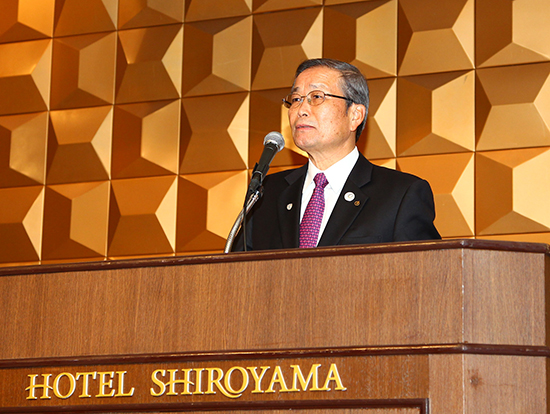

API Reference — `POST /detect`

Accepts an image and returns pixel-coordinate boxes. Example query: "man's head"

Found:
[284,59,369,169]
[292,59,369,139]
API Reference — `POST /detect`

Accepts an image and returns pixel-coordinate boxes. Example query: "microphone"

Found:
[247,131,285,198]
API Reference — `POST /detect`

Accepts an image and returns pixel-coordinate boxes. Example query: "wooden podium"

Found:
[0,240,548,413]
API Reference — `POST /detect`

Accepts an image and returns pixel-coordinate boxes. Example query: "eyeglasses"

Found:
[282,90,352,109]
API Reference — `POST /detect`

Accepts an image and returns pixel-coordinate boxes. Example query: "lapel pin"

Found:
[344,192,355,202]
[354,200,360,207]
[287,203,293,210]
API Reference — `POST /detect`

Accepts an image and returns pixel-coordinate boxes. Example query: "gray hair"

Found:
[294,58,369,140]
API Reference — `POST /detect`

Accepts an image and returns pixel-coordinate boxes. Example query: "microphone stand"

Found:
[224,131,284,253]
[224,187,263,253]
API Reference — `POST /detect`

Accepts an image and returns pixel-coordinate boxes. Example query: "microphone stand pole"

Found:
[224,188,263,253]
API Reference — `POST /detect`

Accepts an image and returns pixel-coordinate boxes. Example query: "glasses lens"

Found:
[289,93,303,107]
[283,91,329,108]
[308,91,325,106]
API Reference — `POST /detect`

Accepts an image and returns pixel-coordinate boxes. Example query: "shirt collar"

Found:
[304,147,359,193]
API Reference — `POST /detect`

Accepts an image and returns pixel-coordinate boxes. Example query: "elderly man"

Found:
[235,58,440,251]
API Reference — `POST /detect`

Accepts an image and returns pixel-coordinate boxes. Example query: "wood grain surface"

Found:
[0,240,548,413]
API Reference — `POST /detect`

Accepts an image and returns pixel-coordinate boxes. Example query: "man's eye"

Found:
[311,93,324,100]
[291,96,302,103]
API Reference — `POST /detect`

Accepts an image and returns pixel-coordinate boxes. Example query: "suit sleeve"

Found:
[393,179,441,241]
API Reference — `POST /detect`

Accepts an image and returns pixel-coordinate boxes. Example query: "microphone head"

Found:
[263,131,285,152]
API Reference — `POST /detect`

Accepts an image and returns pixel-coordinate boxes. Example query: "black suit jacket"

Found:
[234,153,440,251]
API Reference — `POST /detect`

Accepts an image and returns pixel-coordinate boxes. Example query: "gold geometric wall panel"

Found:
[47,106,112,184]
[249,88,308,168]
[397,70,475,156]
[181,92,249,174]
[325,0,371,4]
[359,77,396,160]
[50,32,116,109]
[115,24,183,104]
[0,112,47,188]
[185,0,252,22]
[251,7,323,90]
[0,39,51,115]
[0,0,54,43]
[398,0,474,76]
[113,99,180,178]
[109,176,177,258]
[398,153,474,238]
[1,0,550,266]
[0,186,44,265]
[324,0,397,79]
[479,232,550,245]
[183,16,252,97]
[476,148,550,236]
[118,0,184,30]
[476,0,550,68]
[42,181,109,261]
[53,0,117,36]
[177,171,247,253]
[252,0,322,13]
[476,62,550,151]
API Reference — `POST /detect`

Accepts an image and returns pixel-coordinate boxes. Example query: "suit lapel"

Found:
[277,165,307,248]
[318,155,373,247]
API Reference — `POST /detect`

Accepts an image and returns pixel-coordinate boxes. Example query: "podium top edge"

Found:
[0,239,548,277]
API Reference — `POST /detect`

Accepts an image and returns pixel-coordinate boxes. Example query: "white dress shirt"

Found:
[300,147,360,245]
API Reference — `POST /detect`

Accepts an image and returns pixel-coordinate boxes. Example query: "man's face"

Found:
[288,66,361,165]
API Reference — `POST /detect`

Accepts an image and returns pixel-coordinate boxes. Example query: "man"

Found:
[235,58,440,251]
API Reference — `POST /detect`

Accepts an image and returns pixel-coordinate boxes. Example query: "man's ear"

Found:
[350,104,366,131]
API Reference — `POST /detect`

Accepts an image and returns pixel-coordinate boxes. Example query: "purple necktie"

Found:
[299,173,329,248]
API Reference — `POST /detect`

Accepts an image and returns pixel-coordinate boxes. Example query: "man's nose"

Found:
[297,97,311,116]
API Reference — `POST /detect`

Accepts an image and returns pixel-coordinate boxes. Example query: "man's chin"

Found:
[293,129,317,142]
[292,136,314,153]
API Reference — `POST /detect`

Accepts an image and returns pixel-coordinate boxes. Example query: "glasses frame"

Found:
[282,90,352,109]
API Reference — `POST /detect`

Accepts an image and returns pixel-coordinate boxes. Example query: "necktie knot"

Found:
[314,172,328,188]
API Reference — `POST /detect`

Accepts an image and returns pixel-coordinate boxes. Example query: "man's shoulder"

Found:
[263,164,307,187]
[354,154,425,187]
